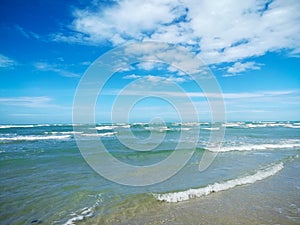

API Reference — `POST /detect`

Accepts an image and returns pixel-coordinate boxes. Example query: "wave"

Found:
[0,131,117,141]
[208,141,300,152]
[144,126,172,132]
[0,135,71,141]
[44,131,83,135]
[63,194,103,225]
[201,127,220,131]
[117,124,131,128]
[179,127,191,131]
[222,122,245,128]
[95,125,118,130]
[144,126,192,132]
[173,122,202,126]
[220,122,300,129]
[243,122,300,129]
[95,125,130,130]
[0,124,93,129]
[0,124,57,129]
[0,125,36,129]
[63,207,94,225]
[154,162,284,202]
[283,124,300,129]
[80,132,117,137]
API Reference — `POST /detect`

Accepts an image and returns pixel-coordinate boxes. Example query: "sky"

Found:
[0,0,299,124]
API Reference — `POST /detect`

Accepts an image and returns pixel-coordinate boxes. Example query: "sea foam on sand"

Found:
[154,162,284,202]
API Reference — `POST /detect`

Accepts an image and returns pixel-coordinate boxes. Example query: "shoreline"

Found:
[87,156,300,225]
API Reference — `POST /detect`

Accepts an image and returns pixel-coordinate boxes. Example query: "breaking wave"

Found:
[208,141,300,152]
[154,162,284,202]
[0,135,71,141]
[80,132,117,137]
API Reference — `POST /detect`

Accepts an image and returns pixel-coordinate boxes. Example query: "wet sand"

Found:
[86,156,300,225]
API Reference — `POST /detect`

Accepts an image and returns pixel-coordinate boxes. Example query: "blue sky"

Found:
[0,0,299,124]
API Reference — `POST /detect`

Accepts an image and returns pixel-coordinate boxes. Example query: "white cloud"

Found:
[108,88,297,99]
[72,0,182,44]
[0,96,53,108]
[121,42,209,75]
[137,61,159,70]
[225,61,263,76]
[165,76,187,83]
[81,61,92,66]
[0,54,16,68]
[53,0,300,65]
[34,62,80,78]
[51,32,91,45]
[15,25,40,39]
[187,0,300,64]
[123,74,188,83]
[123,74,141,79]
[145,75,162,83]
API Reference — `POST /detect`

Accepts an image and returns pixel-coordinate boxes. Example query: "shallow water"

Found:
[0,121,299,224]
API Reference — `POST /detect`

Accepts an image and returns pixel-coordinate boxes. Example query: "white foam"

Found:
[63,207,94,225]
[44,131,83,135]
[208,142,300,152]
[179,127,191,131]
[80,132,117,137]
[0,135,71,141]
[132,122,148,126]
[283,124,300,129]
[0,125,35,129]
[145,126,191,132]
[243,122,298,129]
[201,127,220,131]
[154,162,284,202]
[245,123,268,128]
[34,124,51,127]
[222,123,244,128]
[64,215,85,225]
[118,124,131,129]
[180,122,201,126]
[145,126,171,132]
[95,125,118,130]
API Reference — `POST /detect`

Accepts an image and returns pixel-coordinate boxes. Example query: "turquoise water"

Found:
[0,122,299,224]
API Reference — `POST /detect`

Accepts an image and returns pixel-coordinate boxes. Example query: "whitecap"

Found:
[154,162,284,202]
[95,125,118,130]
[80,132,117,137]
[208,141,300,152]
[0,125,35,129]
[0,135,71,141]
[44,131,83,135]
[63,207,94,225]
[201,127,220,131]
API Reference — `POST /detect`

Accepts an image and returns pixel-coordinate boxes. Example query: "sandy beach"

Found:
[89,155,300,225]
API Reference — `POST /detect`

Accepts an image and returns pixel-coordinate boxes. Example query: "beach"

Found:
[1,1,299,224]
[91,156,299,225]
[0,122,299,224]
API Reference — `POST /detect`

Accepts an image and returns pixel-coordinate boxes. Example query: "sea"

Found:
[0,121,299,224]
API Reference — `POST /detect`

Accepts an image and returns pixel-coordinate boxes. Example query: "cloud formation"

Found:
[34,62,80,78]
[0,54,16,68]
[0,96,53,108]
[15,25,40,39]
[123,74,187,83]
[53,0,300,65]
[225,61,263,76]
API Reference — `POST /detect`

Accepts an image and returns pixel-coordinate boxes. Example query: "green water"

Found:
[0,122,299,224]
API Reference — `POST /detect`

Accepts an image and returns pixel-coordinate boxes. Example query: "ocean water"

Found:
[0,121,299,224]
